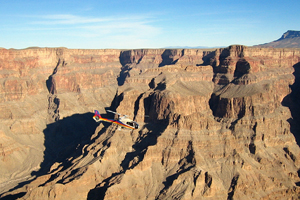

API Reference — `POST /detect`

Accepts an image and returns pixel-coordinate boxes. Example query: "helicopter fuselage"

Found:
[93,110,139,130]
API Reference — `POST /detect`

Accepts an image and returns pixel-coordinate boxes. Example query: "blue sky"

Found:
[0,0,299,49]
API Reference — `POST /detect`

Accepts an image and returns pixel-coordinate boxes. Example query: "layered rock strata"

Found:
[0,46,300,199]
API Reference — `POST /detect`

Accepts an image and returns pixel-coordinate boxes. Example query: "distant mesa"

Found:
[255,30,300,48]
[279,30,300,39]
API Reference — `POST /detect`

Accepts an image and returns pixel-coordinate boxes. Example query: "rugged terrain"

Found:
[0,45,300,199]
[255,30,300,48]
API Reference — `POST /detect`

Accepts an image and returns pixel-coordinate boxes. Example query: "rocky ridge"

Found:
[0,46,300,199]
[256,30,300,48]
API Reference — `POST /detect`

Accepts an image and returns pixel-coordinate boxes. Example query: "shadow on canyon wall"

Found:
[1,112,104,199]
[35,112,99,176]
[87,121,168,200]
[0,192,27,200]
[158,49,182,67]
[117,51,134,86]
[282,62,300,145]
[117,49,187,86]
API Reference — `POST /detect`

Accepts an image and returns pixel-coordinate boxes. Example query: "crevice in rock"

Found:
[283,147,297,162]
[249,122,257,154]
[46,59,60,94]
[136,55,144,64]
[227,174,240,200]
[249,142,256,155]
[46,59,64,123]
[133,93,144,121]
[202,172,212,195]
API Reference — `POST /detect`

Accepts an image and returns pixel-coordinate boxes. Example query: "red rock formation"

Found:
[0,46,300,199]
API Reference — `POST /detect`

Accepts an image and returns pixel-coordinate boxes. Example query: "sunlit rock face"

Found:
[1,46,300,200]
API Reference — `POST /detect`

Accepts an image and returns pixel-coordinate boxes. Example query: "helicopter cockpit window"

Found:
[127,122,134,127]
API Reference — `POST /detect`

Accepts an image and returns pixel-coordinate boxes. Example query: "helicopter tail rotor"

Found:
[93,110,103,122]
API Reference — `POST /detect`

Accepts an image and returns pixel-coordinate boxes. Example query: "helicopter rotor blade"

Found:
[106,110,126,117]
[106,110,119,115]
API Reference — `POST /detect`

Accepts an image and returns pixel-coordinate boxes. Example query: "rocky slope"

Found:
[0,46,300,199]
[255,30,300,48]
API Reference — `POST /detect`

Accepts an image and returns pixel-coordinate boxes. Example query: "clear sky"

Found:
[1,0,299,49]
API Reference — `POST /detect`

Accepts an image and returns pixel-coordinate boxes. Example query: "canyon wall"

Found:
[0,46,300,199]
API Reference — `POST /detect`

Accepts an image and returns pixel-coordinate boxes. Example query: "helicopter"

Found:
[93,110,139,130]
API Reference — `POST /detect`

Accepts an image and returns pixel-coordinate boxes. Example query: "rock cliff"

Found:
[0,46,300,199]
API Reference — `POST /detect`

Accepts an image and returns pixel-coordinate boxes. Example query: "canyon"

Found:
[0,45,300,199]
